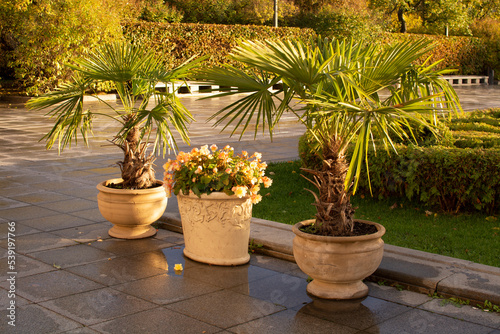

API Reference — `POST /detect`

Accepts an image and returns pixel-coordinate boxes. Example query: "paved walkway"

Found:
[0,87,499,333]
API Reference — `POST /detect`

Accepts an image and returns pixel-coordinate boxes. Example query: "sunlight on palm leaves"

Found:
[199,37,463,236]
[27,42,205,189]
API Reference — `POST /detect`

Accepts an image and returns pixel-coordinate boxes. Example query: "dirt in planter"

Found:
[106,182,163,190]
[300,221,378,237]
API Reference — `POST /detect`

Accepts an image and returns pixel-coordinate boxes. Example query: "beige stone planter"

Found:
[97,178,168,239]
[177,192,252,266]
[292,219,386,300]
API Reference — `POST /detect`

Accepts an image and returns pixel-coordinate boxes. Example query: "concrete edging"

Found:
[158,212,500,306]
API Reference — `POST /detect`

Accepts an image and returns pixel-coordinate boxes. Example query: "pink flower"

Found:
[194,166,203,174]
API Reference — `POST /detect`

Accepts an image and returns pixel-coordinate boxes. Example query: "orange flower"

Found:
[251,194,262,204]
[232,186,247,198]
[262,176,273,188]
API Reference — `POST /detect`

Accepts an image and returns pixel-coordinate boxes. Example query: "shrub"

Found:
[138,1,184,23]
[449,109,500,149]
[123,22,316,69]
[299,109,500,213]
[376,33,489,75]
[165,0,299,26]
[0,0,123,95]
[288,6,383,40]
[355,145,500,214]
[471,18,500,79]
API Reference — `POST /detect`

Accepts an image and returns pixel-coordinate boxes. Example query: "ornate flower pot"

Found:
[177,192,252,266]
[292,219,386,300]
[97,178,168,239]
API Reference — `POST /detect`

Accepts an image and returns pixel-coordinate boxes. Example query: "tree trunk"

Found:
[302,137,355,236]
[398,7,407,33]
[119,125,156,189]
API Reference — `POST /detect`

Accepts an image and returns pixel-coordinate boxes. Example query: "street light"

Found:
[274,0,278,27]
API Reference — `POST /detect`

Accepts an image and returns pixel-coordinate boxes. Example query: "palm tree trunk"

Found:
[119,125,156,189]
[302,137,355,236]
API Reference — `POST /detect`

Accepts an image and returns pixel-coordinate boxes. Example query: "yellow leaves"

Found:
[424,210,438,218]
[486,216,498,222]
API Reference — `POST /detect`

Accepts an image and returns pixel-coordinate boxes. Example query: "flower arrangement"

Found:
[163,144,272,204]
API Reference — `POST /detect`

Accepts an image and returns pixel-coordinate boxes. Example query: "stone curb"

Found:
[158,212,500,306]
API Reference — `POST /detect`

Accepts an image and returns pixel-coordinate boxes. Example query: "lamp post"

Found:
[274,0,278,27]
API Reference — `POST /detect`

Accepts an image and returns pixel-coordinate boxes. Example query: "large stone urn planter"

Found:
[177,192,252,266]
[292,219,386,300]
[97,178,168,239]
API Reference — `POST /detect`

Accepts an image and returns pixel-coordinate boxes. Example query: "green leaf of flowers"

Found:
[201,175,211,184]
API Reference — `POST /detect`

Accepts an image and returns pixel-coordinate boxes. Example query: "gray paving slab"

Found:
[0,220,41,238]
[90,307,223,334]
[1,231,78,254]
[365,308,495,334]
[39,288,158,326]
[30,244,116,269]
[418,298,500,329]
[87,237,175,257]
[438,270,500,306]
[227,308,358,334]
[66,256,168,286]
[165,289,286,329]
[3,270,104,303]
[0,254,55,280]
[0,303,84,333]
[17,214,98,232]
[51,222,113,242]
[113,274,223,305]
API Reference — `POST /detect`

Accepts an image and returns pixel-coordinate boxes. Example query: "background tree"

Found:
[369,0,471,35]
[0,0,125,95]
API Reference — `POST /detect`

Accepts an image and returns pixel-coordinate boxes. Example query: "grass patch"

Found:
[254,161,500,268]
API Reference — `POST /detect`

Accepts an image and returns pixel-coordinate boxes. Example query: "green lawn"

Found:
[253,161,500,268]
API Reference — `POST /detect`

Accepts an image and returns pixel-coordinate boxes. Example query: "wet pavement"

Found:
[0,87,499,333]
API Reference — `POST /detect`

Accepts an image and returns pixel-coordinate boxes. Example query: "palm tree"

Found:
[27,42,205,189]
[199,37,462,236]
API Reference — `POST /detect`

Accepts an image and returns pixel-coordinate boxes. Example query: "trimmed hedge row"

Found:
[377,33,490,75]
[299,136,500,214]
[122,22,317,69]
[354,145,500,214]
[122,22,490,76]
[298,110,500,214]
[2,18,493,95]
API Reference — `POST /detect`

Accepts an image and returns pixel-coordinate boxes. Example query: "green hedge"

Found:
[1,17,493,95]
[122,22,317,69]
[377,33,490,75]
[298,110,500,214]
[122,23,490,76]
[356,145,500,214]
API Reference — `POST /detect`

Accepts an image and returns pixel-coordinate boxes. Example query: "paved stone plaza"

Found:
[0,87,499,333]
